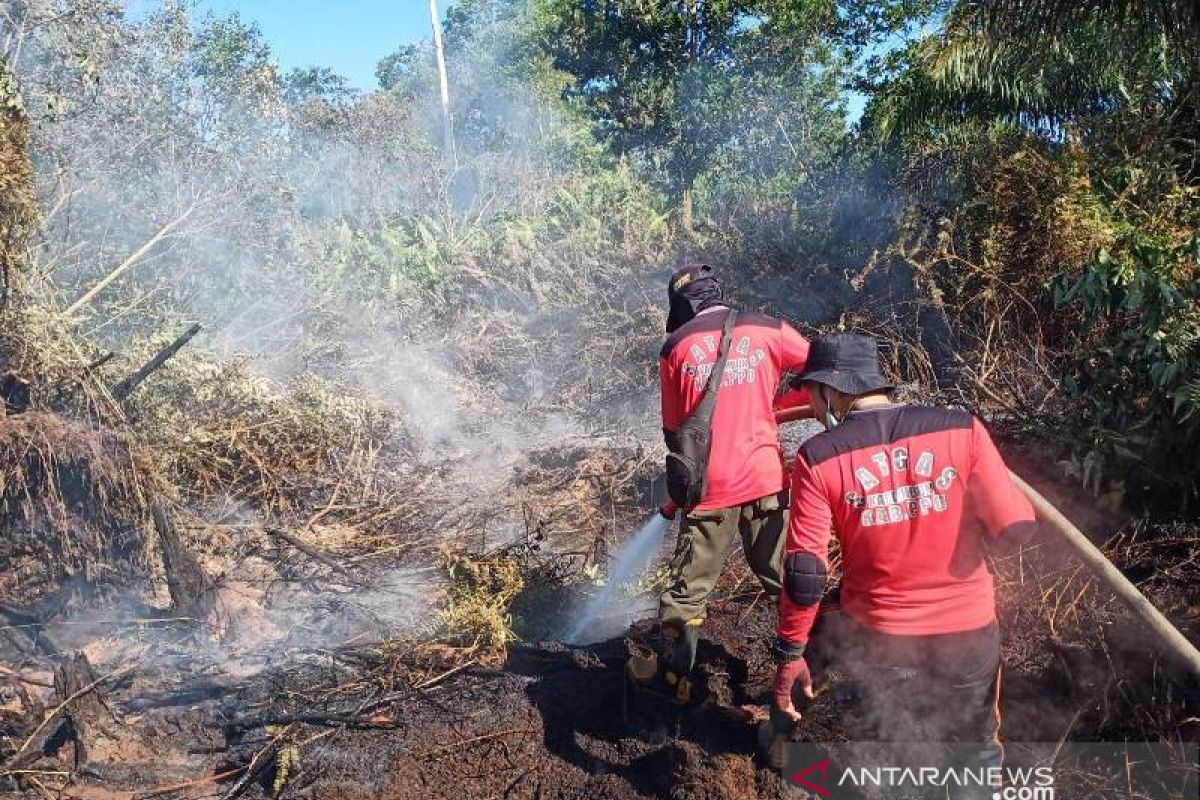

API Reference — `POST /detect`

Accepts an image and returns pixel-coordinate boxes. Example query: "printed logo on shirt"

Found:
[681,334,766,389]
[845,446,960,527]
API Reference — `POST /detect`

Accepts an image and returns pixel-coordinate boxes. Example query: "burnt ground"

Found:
[1,459,1198,800]
[4,528,1198,800]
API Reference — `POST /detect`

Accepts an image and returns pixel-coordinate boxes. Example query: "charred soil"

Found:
[2,508,1197,800]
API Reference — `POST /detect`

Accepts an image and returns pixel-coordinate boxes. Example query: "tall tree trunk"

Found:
[428,0,455,165]
[679,1,698,232]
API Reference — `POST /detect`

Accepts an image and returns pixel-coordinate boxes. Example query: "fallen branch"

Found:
[111,323,202,401]
[65,204,197,315]
[418,726,534,756]
[266,527,362,583]
[134,730,336,799]
[414,659,477,690]
[217,740,282,800]
[132,765,246,800]
[83,352,115,373]
[222,711,400,735]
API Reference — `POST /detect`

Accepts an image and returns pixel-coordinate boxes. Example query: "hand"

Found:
[772,657,814,722]
[658,500,679,520]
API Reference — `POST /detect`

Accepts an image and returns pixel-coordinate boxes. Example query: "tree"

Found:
[863,0,1200,502]
[537,0,934,228]
[284,66,355,133]
[871,0,1199,140]
[376,45,422,93]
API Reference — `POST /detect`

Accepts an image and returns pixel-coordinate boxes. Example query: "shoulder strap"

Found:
[692,309,738,422]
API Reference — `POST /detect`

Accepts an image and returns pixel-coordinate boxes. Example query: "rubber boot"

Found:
[663,618,702,703]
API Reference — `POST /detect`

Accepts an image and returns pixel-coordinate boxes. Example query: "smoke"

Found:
[12,0,664,435]
[1,0,894,675]
[0,0,669,676]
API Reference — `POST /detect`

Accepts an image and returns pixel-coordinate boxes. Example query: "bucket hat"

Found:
[796,333,893,395]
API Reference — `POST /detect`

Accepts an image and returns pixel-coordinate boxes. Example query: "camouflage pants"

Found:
[658,491,788,627]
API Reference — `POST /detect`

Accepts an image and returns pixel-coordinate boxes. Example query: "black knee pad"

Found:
[783,551,826,606]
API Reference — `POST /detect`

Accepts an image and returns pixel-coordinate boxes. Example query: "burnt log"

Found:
[152,502,213,621]
[0,371,29,415]
[51,652,104,767]
[110,323,201,401]
[1,652,103,778]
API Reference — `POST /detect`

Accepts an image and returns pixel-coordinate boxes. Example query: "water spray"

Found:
[564,509,672,645]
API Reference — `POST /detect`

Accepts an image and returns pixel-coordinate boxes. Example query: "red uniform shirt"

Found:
[777,405,1035,643]
[660,307,810,511]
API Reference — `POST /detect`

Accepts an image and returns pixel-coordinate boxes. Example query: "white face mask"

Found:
[820,386,840,431]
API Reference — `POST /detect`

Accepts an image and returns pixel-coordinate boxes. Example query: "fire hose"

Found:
[1010,472,1200,680]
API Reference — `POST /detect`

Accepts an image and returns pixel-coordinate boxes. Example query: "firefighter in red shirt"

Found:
[655,264,811,697]
[770,333,1037,771]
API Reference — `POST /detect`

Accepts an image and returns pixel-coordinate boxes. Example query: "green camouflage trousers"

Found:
[659,491,788,627]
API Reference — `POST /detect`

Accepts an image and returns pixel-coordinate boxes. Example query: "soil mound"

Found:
[0,412,152,607]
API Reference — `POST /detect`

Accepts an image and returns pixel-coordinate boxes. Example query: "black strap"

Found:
[692,309,738,423]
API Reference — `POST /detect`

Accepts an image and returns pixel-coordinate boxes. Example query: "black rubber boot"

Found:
[662,619,702,703]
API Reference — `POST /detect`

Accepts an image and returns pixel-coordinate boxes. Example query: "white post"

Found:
[428,0,455,164]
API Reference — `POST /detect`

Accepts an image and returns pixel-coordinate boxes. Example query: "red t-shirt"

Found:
[660,307,810,511]
[777,405,1035,643]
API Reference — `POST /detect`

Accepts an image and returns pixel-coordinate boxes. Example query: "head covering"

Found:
[666,263,723,333]
[796,333,893,396]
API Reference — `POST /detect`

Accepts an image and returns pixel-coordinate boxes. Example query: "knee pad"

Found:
[783,551,826,607]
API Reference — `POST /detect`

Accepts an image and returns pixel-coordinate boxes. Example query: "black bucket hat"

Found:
[665,263,723,333]
[796,333,893,395]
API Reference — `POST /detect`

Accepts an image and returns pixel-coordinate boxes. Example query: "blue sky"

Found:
[178,0,444,90]
[129,1,874,118]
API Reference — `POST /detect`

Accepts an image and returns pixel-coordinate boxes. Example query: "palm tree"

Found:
[875,0,1199,139]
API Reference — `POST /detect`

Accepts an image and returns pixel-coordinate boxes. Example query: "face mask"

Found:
[820,387,840,431]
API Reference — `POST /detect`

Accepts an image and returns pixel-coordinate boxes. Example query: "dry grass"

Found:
[436,548,527,668]
[993,522,1200,741]
[123,353,407,524]
[0,411,153,603]
[0,84,36,302]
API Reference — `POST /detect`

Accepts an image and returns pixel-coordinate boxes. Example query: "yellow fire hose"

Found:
[1010,471,1200,680]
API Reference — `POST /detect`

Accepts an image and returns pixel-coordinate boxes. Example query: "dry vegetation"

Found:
[0,0,1196,797]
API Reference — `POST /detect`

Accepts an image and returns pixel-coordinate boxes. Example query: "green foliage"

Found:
[324,217,453,307]
[191,11,276,97]
[437,548,525,666]
[871,0,1198,141]
[1053,234,1200,495]
[536,0,884,220]
[864,0,1200,504]
[375,44,422,92]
